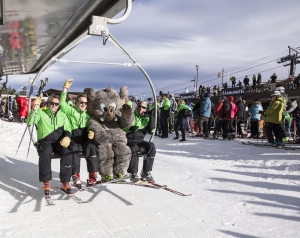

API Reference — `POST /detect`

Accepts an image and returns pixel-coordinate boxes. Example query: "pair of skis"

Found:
[44,187,87,205]
[242,141,300,150]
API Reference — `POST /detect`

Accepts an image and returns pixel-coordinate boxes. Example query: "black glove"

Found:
[129,126,139,132]
[259,111,264,115]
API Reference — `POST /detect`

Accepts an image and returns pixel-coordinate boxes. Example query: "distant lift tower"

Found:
[277,46,300,77]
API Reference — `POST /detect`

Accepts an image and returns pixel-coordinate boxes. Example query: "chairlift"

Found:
[26,0,157,158]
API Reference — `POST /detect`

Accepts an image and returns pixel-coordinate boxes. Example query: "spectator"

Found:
[249,99,263,139]
[264,90,284,146]
[237,80,243,88]
[160,93,171,138]
[217,85,222,96]
[168,94,177,134]
[270,73,277,91]
[288,75,294,90]
[243,76,250,89]
[230,76,236,88]
[235,96,245,138]
[257,73,262,91]
[198,93,211,138]
[252,74,257,92]
[294,73,300,89]
[225,96,238,138]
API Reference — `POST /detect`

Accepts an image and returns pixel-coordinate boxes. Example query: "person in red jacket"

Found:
[224,96,238,139]
[213,96,225,139]
[16,95,28,122]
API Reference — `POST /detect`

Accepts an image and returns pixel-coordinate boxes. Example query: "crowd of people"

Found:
[202,73,300,97]
[153,87,300,146]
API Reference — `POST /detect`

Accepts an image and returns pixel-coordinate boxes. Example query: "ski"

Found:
[55,187,87,203]
[242,141,283,149]
[150,182,192,196]
[44,195,55,205]
[112,180,165,189]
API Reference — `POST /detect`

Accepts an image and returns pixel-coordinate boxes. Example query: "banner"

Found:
[221,87,245,96]
[179,92,196,100]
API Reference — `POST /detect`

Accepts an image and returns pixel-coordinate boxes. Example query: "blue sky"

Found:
[8,0,300,98]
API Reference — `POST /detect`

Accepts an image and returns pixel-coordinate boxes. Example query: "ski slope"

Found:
[0,119,299,238]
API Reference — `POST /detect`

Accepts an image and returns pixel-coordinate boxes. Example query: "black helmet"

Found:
[219,96,226,101]
[236,96,242,101]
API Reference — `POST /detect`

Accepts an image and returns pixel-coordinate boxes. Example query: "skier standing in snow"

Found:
[26,94,74,193]
[264,90,284,146]
[60,79,100,188]
[224,96,238,139]
[249,99,263,139]
[125,100,156,182]
[198,93,212,138]
[173,99,192,142]
[235,96,246,138]
[160,93,171,138]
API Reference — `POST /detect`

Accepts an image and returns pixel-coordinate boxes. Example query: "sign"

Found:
[179,92,196,100]
[221,87,245,96]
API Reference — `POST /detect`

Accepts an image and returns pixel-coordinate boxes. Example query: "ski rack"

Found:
[27,0,157,146]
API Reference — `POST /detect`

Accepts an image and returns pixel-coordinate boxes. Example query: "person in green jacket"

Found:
[173,99,192,141]
[124,101,156,182]
[60,79,100,188]
[160,93,171,138]
[264,90,284,146]
[27,94,73,194]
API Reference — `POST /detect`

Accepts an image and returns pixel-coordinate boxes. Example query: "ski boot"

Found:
[72,173,82,189]
[227,133,232,140]
[61,182,72,193]
[141,171,155,183]
[42,181,50,196]
[87,172,102,186]
[101,174,114,183]
[130,173,140,182]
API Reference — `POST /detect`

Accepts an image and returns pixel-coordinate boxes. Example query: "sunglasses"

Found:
[50,102,59,106]
[138,105,147,109]
[80,101,88,105]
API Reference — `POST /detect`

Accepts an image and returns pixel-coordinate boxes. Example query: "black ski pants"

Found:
[127,141,156,175]
[70,141,99,174]
[251,120,259,136]
[266,122,282,143]
[160,114,169,137]
[37,139,73,183]
[214,119,224,137]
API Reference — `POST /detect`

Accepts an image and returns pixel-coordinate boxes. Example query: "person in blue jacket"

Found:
[198,93,212,138]
[249,99,263,139]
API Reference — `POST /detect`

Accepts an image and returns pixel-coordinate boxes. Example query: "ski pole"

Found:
[15,126,27,155]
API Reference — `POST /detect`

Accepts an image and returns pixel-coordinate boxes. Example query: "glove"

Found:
[88,131,94,140]
[60,137,71,148]
[129,126,139,132]
[63,79,73,89]
[259,111,264,115]
[34,97,42,108]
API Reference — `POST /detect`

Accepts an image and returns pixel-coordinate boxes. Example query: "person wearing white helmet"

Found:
[264,91,284,146]
[275,86,291,142]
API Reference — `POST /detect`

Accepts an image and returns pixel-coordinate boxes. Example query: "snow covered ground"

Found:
[0,119,299,238]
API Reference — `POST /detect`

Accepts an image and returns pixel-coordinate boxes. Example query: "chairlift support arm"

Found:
[28,0,157,143]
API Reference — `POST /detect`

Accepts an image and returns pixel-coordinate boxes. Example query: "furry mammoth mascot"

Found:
[85,86,134,181]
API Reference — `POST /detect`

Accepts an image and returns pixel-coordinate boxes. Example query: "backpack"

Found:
[222,100,231,117]
[170,98,177,113]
